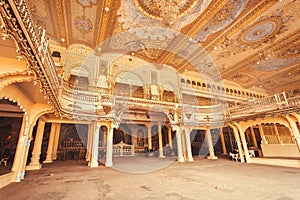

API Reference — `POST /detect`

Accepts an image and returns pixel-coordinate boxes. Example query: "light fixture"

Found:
[2,33,8,40]
[17,55,22,61]
[61,38,65,42]
[104,7,110,12]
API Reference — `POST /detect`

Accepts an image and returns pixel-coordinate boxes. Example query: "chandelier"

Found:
[161,0,180,28]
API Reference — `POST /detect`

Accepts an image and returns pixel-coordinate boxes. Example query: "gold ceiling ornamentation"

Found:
[134,0,197,19]
[118,0,211,39]
[237,9,292,47]
[74,15,93,33]
[77,0,97,7]
[193,0,248,42]
[134,0,198,28]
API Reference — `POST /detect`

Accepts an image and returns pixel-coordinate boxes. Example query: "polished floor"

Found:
[0,157,300,200]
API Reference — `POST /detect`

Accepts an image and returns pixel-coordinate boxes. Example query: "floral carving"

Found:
[74,16,93,33]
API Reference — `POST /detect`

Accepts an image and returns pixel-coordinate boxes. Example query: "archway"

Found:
[0,99,24,175]
[56,124,88,161]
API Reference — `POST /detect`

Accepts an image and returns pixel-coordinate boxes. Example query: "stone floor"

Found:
[0,157,300,200]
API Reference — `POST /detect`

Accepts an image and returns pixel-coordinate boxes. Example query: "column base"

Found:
[26,164,42,170]
[105,161,113,167]
[90,160,98,168]
[43,160,53,164]
[177,156,185,162]
[51,156,57,160]
[207,155,218,160]
[187,157,194,162]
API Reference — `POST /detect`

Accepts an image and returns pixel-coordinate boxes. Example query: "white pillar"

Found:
[90,122,100,168]
[185,129,193,162]
[206,128,217,160]
[52,124,61,160]
[219,128,227,154]
[158,122,164,158]
[86,123,93,162]
[286,115,300,151]
[27,120,46,170]
[274,123,280,135]
[105,123,114,167]
[18,124,34,180]
[44,123,57,163]
[174,125,184,162]
[232,126,245,162]
[168,126,173,148]
[147,125,152,149]
[15,136,31,182]
[11,115,28,182]
[236,125,250,163]
[259,124,267,144]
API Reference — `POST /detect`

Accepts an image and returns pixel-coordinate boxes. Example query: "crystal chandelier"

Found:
[161,0,180,28]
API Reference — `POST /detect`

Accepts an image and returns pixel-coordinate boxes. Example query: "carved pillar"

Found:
[106,122,116,167]
[236,125,250,163]
[181,128,187,160]
[232,126,245,162]
[90,122,100,168]
[206,128,217,160]
[258,124,267,144]
[286,115,300,151]
[250,126,258,148]
[174,125,184,162]
[52,123,61,160]
[167,126,173,148]
[44,123,57,163]
[158,122,164,157]
[27,120,46,170]
[15,136,31,182]
[274,123,279,135]
[11,115,28,181]
[86,123,93,163]
[18,124,35,180]
[147,125,152,149]
[219,128,227,155]
[245,129,251,144]
[185,128,193,162]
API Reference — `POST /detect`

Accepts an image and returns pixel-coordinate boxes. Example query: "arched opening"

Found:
[56,124,88,161]
[222,127,237,154]
[190,129,207,157]
[0,99,24,175]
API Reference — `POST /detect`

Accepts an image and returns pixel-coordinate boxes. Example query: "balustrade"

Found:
[264,135,295,145]
[112,141,134,157]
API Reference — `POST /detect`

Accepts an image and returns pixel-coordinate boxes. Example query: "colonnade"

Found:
[5,112,300,184]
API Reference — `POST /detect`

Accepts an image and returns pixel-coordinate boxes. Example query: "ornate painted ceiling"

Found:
[25,0,300,95]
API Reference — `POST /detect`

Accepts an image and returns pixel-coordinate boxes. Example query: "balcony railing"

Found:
[263,135,295,145]
[227,92,300,120]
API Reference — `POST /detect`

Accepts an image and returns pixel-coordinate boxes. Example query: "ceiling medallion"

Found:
[134,0,198,28]
[118,0,211,40]
[77,0,97,7]
[74,16,93,33]
[238,17,282,46]
[193,0,248,42]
